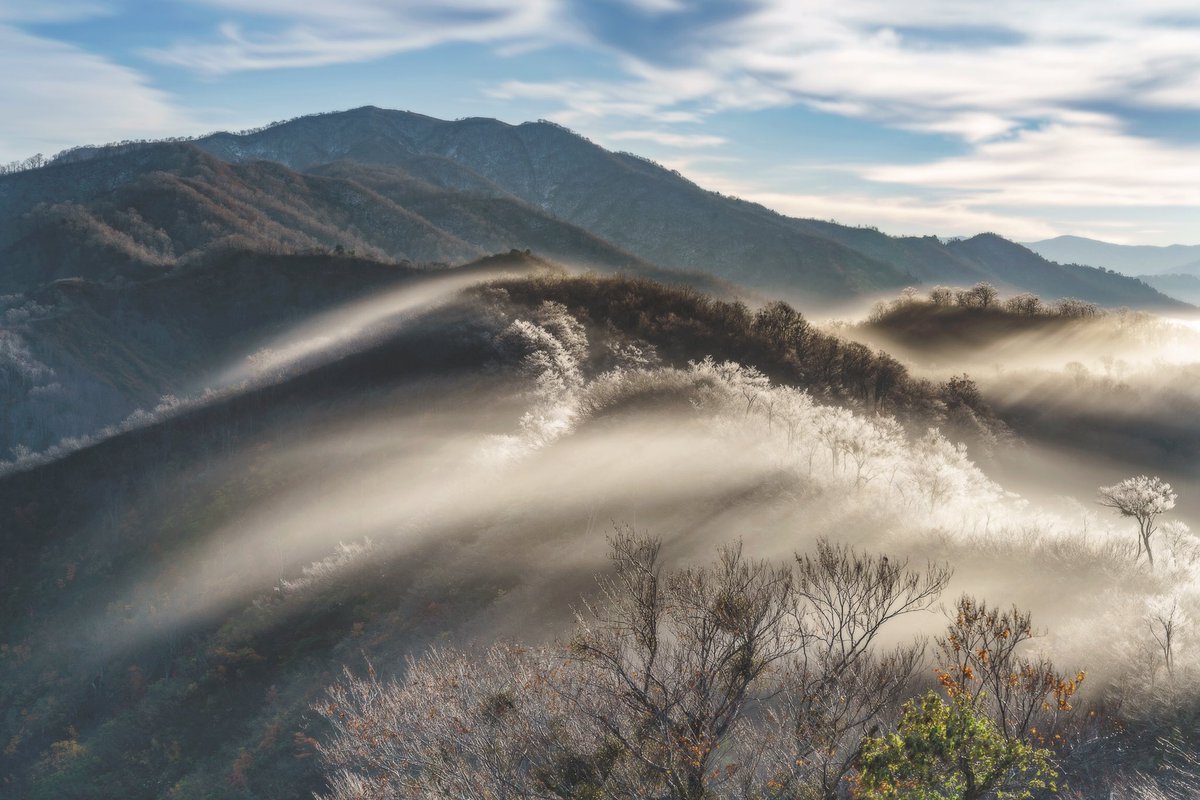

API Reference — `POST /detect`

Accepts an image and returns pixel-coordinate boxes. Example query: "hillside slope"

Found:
[1138,272,1200,305]
[0,249,551,454]
[179,107,1182,307]
[0,144,665,295]
[186,108,908,300]
[945,234,1179,308]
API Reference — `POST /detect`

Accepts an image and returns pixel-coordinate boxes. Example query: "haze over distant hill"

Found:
[1025,235,1200,277]
[32,106,1184,310]
[1138,272,1200,305]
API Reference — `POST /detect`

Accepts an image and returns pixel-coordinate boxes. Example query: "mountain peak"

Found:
[1,106,1186,309]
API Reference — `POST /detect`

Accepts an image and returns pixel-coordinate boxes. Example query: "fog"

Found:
[214,266,538,389]
[59,286,1199,708]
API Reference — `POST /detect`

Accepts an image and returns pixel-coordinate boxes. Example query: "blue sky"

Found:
[3,1,1199,244]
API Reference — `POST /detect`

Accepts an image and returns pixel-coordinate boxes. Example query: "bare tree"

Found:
[1053,298,1100,318]
[570,527,797,800]
[1004,292,1043,315]
[765,541,952,799]
[1098,475,1177,566]
[956,283,1000,309]
[928,286,955,306]
[1149,598,1184,678]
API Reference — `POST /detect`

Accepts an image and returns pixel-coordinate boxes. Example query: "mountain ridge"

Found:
[20,105,1183,309]
[1024,234,1200,276]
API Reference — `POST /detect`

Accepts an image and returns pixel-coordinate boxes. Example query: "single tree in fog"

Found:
[757,541,951,799]
[1148,597,1183,678]
[570,527,797,800]
[1098,475,1177,566]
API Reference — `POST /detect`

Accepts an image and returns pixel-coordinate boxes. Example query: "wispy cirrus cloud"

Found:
[606,129,727,147]
[474,1,1200,131]
[863,113,1200,209]
[148,0,579,74]
[0,24,193,162]
[651,158,1062,242]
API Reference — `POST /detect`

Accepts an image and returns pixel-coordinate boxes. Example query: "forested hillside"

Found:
[18,106,1186,309]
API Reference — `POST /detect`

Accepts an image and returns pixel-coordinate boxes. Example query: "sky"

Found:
[2,1,1199,245]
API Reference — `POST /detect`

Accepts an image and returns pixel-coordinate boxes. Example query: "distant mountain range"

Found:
[1024,235,1200,277]
[1137,273,1200,305]
[9,105,1181,310]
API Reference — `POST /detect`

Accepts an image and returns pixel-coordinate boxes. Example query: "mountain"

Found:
[41,106,1185,309]
[189,109,916,299]
[1138,272,1200,305]
[943,233,1176,308]
[4,107,1198,800]
[0,142,672,295]
[1024,235,1200,276]
[0,248,550,455]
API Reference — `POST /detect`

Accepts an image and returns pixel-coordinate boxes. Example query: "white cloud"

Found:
[150,1,578,74]
[0,25,192,162]
[604,129,726,148]
[863,115,1200,208]
[653,161,1061,241]
[488,78,706,126]
[615,0,686,12]
[495,0,1200,137]
[746,190,1061,241]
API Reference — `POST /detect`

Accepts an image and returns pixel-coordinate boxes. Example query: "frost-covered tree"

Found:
[955,283,1000,309]
[492,304,589,452]
[1098,475,1177,566]
[910,429,974,512]
[929,286,956,306]
[1004,292,1043,315]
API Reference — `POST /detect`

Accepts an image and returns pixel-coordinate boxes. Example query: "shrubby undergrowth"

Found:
[299,285,1200,798]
